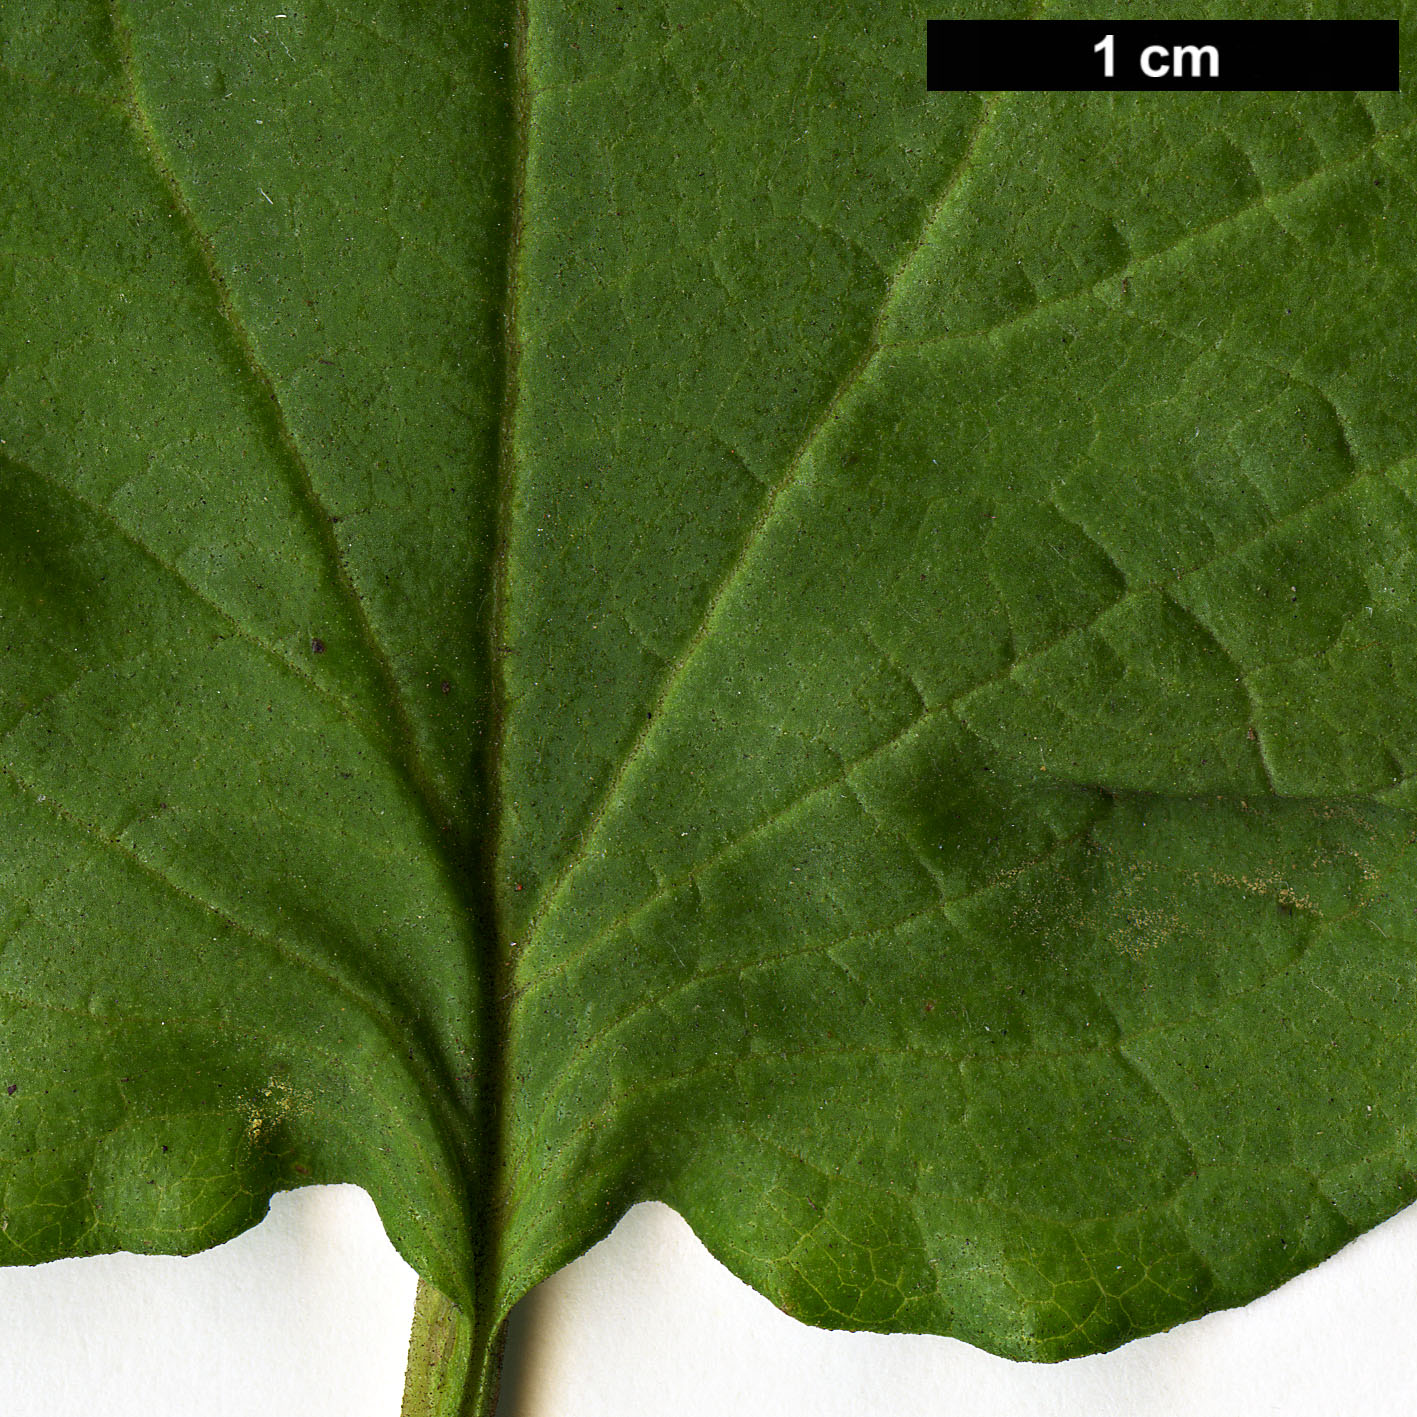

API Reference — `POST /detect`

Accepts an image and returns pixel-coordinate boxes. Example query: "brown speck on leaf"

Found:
[924,1001,935,1013]
[5,1085,14,1097]
[311,637,326,654]
[441,680,451,695]
[1247,726,1258,741]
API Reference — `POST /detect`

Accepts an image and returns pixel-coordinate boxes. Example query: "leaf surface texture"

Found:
[3,0,1416,1398]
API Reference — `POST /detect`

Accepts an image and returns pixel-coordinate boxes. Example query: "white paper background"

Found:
[0,1185,1414,1415]
[0,1186,415,1417]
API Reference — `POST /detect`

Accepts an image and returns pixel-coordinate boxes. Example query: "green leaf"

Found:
[4,1,1417,1409]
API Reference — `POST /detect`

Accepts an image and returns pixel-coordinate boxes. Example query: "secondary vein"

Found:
[104,0,457,845]
[517,89,1010,956]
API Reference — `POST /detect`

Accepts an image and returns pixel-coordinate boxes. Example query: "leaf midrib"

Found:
[84,5,1417,1352]
[476,0,533,1341]
[103,0,541,1337]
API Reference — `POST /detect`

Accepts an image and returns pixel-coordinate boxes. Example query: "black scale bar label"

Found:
[927,19,1399,92]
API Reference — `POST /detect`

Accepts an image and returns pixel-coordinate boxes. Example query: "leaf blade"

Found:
[6,1,1417,1406]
